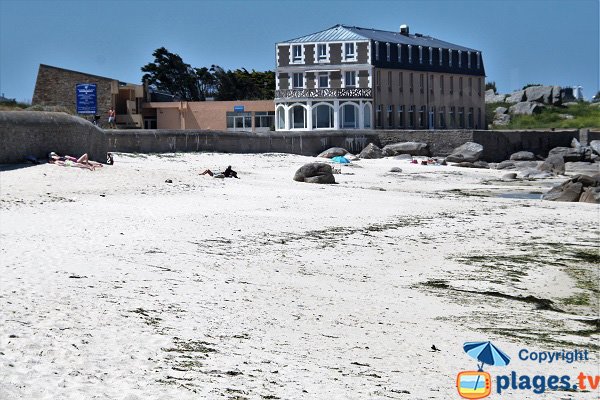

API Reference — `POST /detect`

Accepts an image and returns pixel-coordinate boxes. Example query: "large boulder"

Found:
[538,155,565,175]
[543,174,600,203]
[493,114,511,126]
[485,89,507,103]
[446,142,484,163]
[548,146,590,162]
[524,86,553,104]
[551,85,562,105]
[495,107,508,115]
[510,151,536,161]
[589,140,600,156]
[506,90,525,104]
[509,101,545,115]
[579,187,600,203]
[358,143,384,159]
[382,142,430,157]
[293,163,336,184]
[317,147,348,158]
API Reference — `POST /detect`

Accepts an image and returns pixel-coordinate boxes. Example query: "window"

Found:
[449,106,455,128]
[399,72,403,92]
[468,107,474,128]
[226,112,252,131]
[440,75,444,94]
[376,104,382,128]
[318,72,329,88]
[345,71,356,87]
[341,104,358,128]
[459,77,463,96]
[277,107,285,130]
[397,44,402,62]
[430,75,434,95]
[387,71,392,91]
[450,76,454,94]
[254,111,275,130]
[419,106,426,128]
[459,107,465,128]
[293,73,304,88]
[429,47,433,65]
[376,70,381,89]
[386,43,390,61]
[409,73,414,93]
[419,74,424,93]
[449,49,453,67]
[408,45,412,63]
[477,52,481,69]
[429,106,435,129]
[458,50,462,68]
[292,45,302,63]
[398,105,405,128]
[375,41,379,61]
[467,51,471,69]
[439,106,446,128]
[408,105,415,128]
[439,48,443,66]
[344,42,355,60]
[317,44,327,61]
[364,104,371,128]
[477,108,482,129]
[419,46,423,64]
[312,104,334,129]
[387,105,394,127]
[291,105,306,129]
[468,77,472,96]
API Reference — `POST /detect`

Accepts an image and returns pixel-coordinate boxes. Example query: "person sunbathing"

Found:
[199,165,239,179]
[48,152,103,171]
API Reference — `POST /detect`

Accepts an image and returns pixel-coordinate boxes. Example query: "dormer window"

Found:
[408,45,412,63]
[449,49,453,67]
[467,51,471,69]
[292,45,302,63]
[397,44,402,62]
[439,48,443,66]
[375,41,379,61]
[419,46,423,64]
[386,43,390,61]
[344,42,356,61]
[458,50,462,68]
[317,44,327,61]
[476,52,481,69]
[428,47,433,65]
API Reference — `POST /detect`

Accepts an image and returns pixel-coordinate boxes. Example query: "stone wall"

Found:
[32,64,114,116]
[376,130,474,156]
[0,111,108,164]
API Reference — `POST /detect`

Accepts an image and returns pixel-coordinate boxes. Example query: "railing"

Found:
[275,88,373,99]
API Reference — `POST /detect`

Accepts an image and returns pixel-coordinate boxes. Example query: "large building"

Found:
[275,24,485,131]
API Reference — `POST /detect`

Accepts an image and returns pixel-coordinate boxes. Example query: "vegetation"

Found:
[141,47,274,101]
[522,83,542,90]
[488,101,600,129]
[485,81,497,94]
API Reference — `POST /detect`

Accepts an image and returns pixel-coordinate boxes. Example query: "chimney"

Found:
[400,24,409,36]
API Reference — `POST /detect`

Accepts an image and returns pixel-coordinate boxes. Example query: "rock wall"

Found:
[0,111,108,164]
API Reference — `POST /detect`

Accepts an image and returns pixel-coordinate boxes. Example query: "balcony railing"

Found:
[275,88,372,100]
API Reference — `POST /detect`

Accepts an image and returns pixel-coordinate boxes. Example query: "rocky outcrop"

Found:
[358,143,384,159]
[509,101,545,115]
[293,163,336,184]
[446,142,484,163]
[506,90,525,104]
[318,147,348,158]
[510,151,536,161]
[589,140,600,156]
[493,114,511,126]
[525,86,553,104]
[382,142,429,157]
[485,89,507,103]
[543,174,600,203]
[548,146,591,162]
[538,155,565,175]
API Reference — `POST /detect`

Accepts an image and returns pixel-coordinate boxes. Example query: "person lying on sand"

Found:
[200,165,239,179]
[48,152,103,171]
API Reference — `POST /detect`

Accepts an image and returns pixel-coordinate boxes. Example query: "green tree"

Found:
[141,47,201,101]
[485,81,497,94]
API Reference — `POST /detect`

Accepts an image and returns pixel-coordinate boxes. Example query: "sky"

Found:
[0,0,598,102]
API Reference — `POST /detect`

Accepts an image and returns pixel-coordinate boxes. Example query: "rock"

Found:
[389,167,403,173]
[565,161,600,176]
[318,147,348,158]
[510,151,536,161]
[446,142,484,163]
[548,146,590,162]
[551,85,562,105]
[543,182,583,201]
[165,179,173,183]
[502,172,518,180]
[485,89,507,103]
[394,154,413,160]
[589,140,600,155]
[382,142,430,156]
[495,107,508,115]
[558,114,574,120]
[579,187,600,203]
[496,160,515,170]
[508,101,545,115]
[358,143,384,159]
[538,155,565,175]
[520,168,553,179]
[493,114,511,126]
[571,138,581,149]
[506,90,525,104]
[524,86,553,104]
[293,163,336,184]
[455,161,489,169]
[514,161,541,169]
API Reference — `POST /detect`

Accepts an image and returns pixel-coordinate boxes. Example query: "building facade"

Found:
[275,24,485,131]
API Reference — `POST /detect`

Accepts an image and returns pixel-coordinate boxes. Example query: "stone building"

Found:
[32,64,144,128]
[275,24,486,131]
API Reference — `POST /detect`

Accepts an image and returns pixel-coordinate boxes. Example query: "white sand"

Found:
[0,152,598,399]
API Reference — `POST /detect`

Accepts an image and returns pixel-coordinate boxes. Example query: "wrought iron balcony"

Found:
[275,88,372,100]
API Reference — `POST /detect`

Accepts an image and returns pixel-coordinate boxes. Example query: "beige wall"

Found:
[150,100,275,131]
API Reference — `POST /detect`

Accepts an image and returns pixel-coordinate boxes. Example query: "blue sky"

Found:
[1,0,598,102]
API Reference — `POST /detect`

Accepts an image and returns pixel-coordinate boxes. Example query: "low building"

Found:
[275,24,486,131]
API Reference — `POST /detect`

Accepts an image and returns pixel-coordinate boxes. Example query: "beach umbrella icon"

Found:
[331,156,350,164]
[464,341,511,371]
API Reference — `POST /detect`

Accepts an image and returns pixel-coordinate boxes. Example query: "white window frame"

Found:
[386,43,390,61]
[291,44,304,64]
[318,72,329,88]
[344,42,356,61]
[317,43,328,62]
[429,47,433,65]
[397,44,402,62]
[292,72,304,89]
[344,71,356,88]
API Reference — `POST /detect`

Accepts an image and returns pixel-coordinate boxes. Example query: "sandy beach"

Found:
[0,152,598,399]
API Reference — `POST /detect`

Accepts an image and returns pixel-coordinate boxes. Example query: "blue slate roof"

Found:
[280,24,479,53]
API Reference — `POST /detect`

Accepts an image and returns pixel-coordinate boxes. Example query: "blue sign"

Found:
[76,83,97,114]
[233,105,244,112]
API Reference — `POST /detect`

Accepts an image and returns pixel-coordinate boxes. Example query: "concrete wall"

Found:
[0,111,108,164]
[377,130,474,156]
